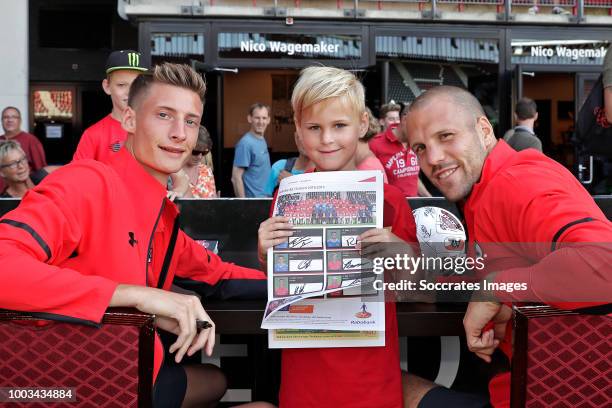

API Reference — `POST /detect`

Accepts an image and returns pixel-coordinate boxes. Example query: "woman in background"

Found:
[182,126,217,198]
[356,107,388,182]
[0,140,58,198]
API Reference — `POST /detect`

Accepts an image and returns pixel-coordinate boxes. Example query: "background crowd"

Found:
[5,47,609,199]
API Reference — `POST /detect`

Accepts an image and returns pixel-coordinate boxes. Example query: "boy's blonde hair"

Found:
[292,66,365,124]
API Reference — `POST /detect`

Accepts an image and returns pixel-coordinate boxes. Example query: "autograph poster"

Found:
[260,171,385,348]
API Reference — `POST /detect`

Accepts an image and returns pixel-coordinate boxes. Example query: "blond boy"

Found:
[258,66,417,407]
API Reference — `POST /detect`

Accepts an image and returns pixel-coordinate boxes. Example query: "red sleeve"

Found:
[384,184,417,242]
[489,169,612,309]
[173,231,267,299]
[28,134,47,170]
[73,127,96,161]
[494,222,612,309]
[0,164,118,323]
[485,165,607,258]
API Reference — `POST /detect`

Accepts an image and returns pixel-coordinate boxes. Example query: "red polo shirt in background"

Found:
[73,114,126,163]
[368,125,420,196]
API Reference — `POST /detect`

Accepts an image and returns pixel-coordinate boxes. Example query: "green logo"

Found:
[128,52,140,67]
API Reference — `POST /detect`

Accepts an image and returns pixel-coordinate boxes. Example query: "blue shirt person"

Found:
[231,103,272,197]
[327,231,341,248]
[264,133,313,196]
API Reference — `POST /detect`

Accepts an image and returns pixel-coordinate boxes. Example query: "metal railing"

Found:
[512,0,575,5]
[437,0,504,4]
[584,0,612,7]
[124,0,612,22]
[358,0,431,4]
[358,0,431,13]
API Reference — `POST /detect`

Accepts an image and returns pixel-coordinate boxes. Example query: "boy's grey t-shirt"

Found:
[233,132,271,197]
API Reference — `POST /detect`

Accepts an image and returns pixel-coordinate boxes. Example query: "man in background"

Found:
[503,97,542,152]
[369,104,431,197]
[231,103,272,197]
[378,101,401,131]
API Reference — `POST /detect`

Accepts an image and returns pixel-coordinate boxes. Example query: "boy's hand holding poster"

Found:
[261,171,386,348]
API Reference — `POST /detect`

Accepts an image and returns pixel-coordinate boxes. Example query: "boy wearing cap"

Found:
[73,50,148,163]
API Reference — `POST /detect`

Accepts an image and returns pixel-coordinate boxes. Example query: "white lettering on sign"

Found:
[239,40,341,56]
[240,41,266,52]
[530,46,554,58]
[530,46,607,61]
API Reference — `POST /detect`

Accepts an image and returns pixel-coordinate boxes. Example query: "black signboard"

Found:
[511,40,609,66]
[218,32,362,60]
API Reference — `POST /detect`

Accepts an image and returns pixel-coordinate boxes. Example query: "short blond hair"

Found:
[128,63,206,108]
[292,66,365,124]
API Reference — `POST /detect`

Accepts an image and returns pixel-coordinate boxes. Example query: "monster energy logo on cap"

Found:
[105,50,148,74]
[128,52,139,67]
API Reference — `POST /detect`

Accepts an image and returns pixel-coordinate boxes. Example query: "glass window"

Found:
[376,36,499,63]
[375,35,499,127]
[151,33,205,64]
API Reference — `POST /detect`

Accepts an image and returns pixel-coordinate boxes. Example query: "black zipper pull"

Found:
[147,246,153,264]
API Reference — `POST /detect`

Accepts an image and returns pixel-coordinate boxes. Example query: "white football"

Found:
[412,206,466,259]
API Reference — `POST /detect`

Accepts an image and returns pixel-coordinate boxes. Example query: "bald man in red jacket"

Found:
[403,86,612,408]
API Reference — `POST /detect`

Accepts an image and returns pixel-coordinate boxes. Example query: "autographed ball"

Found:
[412,206,466,259]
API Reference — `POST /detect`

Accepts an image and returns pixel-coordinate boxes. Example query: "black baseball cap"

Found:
[105,50,148,74]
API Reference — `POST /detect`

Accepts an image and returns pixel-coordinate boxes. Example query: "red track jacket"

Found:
[0,147,266,380]
[461,140,612,407]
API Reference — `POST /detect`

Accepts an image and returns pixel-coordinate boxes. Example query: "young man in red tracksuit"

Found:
[73,50,147,163]
[258,66,418,408]
[0,63,269,408]
[403,85,612,408]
